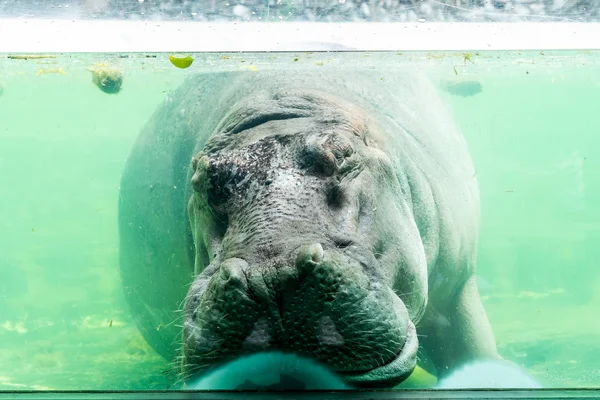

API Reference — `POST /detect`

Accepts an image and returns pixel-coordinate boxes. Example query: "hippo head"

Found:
[182,87,428,387]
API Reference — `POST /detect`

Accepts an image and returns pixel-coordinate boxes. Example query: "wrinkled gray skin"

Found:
[118,70,499,388]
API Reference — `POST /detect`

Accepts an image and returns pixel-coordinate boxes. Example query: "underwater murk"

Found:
[0,50,599,390]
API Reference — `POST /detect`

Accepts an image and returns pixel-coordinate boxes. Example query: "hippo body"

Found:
[118,70,498,387]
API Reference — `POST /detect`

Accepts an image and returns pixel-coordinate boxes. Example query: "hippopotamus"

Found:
[118,69,499,388]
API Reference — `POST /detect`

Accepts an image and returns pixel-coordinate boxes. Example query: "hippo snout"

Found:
[215,242,325,297]
[182,242,417,387]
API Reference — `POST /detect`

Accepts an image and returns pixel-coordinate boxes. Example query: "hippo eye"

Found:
[323,134,354,172]
[303,134,355,176]
[326,135,354,162]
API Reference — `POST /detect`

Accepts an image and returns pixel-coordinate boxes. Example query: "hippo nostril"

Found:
[295,243,324,273]
[219,258,249,289]
[310,245,324,263]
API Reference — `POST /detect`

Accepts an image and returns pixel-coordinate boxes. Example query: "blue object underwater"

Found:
[436,360,542,389]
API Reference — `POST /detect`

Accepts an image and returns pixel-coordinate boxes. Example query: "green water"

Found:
[0,51,599,390]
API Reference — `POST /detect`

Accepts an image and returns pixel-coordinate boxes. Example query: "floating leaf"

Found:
[169,55,194,69]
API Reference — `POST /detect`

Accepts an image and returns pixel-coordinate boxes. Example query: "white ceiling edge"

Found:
[1,19,599,53]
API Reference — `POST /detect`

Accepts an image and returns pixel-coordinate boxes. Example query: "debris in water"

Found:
[442,80,483,97]
[8,54,56,60]
[36,68,66,77]
[462,52,474,66]
[88,63,123,94]
[169,54,194,69]
[240,65,258,71]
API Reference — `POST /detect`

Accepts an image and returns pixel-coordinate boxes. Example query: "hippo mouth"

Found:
[181,243,419,388]
[340,319,418,386]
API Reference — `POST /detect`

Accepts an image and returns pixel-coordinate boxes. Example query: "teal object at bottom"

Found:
[0,390,599,400]
[186,352,349,390]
